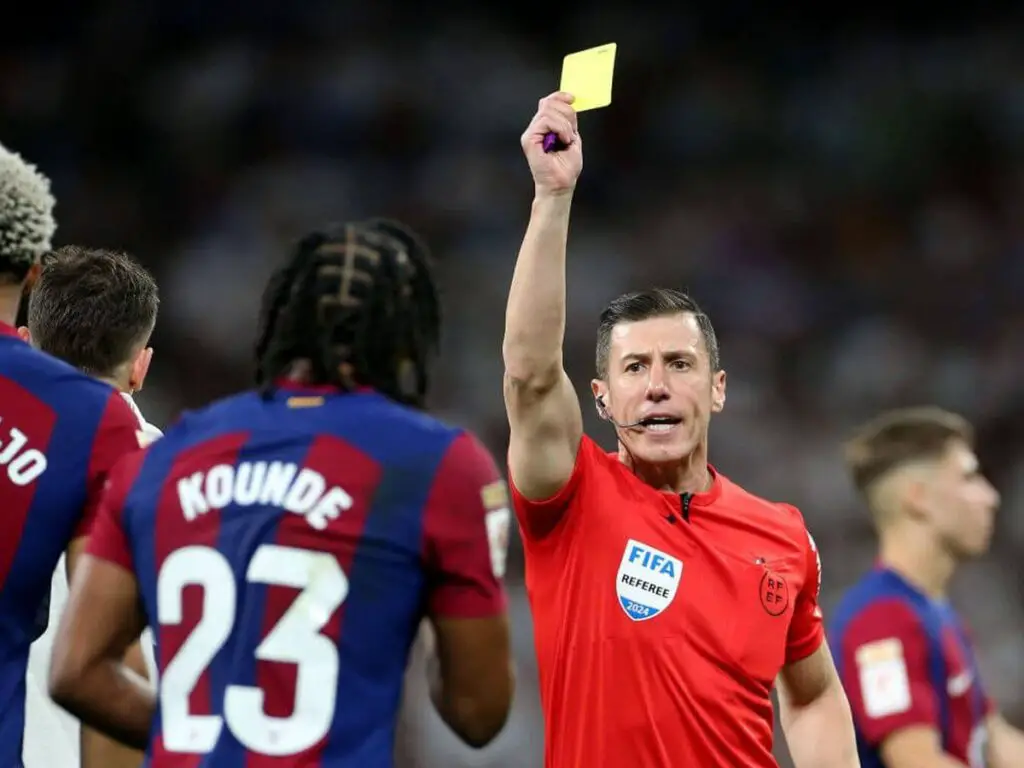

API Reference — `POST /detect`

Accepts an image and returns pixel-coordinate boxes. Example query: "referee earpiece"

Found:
[595,396,645,429]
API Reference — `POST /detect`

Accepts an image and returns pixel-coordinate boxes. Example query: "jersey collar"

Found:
[688,464,723,505]
[624,461,721,504]
[0,320,21,339]
[272,377,374,395]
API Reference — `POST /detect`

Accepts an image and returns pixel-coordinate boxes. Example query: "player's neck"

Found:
[619,442,712,495]
[97,374,130,393]
[0,286,21,327]
[94,360,133,393]
[879,533,956,598]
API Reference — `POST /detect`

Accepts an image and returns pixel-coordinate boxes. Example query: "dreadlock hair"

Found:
[0,142,56,285]
[254,218,441,408]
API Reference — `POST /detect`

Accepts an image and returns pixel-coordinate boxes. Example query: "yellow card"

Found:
[559,43,617,112]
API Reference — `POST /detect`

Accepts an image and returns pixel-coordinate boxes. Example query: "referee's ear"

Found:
[591,379,609,419]
[710,369,727,413]
[16,326,30,343]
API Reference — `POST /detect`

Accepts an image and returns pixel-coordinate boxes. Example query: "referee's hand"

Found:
[521,91,583,196]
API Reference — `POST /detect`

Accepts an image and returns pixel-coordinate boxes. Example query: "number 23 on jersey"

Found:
[158,544,347,756]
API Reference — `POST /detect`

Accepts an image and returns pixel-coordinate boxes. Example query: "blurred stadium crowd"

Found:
[3,3,1023,765]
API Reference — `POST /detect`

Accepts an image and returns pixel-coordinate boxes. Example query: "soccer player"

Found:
[19,246,162,444]
[21,245,162,768]
[503,91,859,768]
[0,145,147,767]
[48,218,515,765]
[830,407,1024,768]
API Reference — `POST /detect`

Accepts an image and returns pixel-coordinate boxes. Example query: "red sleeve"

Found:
[85,449,147,572]
[508,434,594,541]
[77,391,145,540]
[784,514,825,663]
[838,599,940,744]
[422,431,509,619]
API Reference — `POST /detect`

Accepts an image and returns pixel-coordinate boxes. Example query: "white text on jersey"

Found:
[0,418,47,486]
[177,462,352,530]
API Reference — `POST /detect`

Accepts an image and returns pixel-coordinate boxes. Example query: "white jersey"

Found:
[23,393,161,767]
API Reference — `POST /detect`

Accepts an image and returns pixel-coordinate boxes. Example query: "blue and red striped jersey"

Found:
[0,320,143,762]
[829,567,992,768]
[87,385,509,768]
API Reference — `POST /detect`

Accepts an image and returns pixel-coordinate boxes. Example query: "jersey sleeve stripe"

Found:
[85,449,149,572]
[422,431,508,619]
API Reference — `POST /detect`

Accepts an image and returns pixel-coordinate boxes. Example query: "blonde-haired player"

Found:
[0,142,152,768]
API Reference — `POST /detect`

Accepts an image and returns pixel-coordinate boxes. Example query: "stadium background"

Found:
[4,3,1024,765]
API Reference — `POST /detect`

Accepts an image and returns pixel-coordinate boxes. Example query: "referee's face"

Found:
[597,312,726,465]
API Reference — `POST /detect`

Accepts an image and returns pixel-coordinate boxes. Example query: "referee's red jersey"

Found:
[511,435,824,768]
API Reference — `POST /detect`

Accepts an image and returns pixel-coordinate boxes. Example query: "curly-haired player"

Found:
[0,143,148,768]
[0,142,54,311]
[49,219,514,766]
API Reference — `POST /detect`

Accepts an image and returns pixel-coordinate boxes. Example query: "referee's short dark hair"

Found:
[595,288,720,377]
[28,246,158,377]
[843,406,974,495]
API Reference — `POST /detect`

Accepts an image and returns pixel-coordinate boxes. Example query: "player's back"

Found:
[123,386,483,767]
[0,326,138,762]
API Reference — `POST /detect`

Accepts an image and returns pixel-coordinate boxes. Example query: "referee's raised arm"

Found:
[502,92,584,515]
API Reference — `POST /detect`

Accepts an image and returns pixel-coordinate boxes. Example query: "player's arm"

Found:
[987,713,1024,768]
[64,392,153,766]
[776,525,858,767]
[422,432,515,748]
[50,452,154,750]
[836,599,968,768]
[77,641,152,768]
[503,93,584,527]
[65,546,151,766]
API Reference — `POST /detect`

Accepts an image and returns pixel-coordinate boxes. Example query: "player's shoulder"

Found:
[394,408,500,481]
[144,389,255,452]
[0,338,105,395]
[830,569,930,639]
[0,338,122,411]
[367,396,468,441]
[320,391,474,461]
[160,389,477,465]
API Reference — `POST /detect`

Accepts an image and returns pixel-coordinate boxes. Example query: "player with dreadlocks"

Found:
[254,219,442,403]
[50,218,514,767]
[0,144,149,768]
